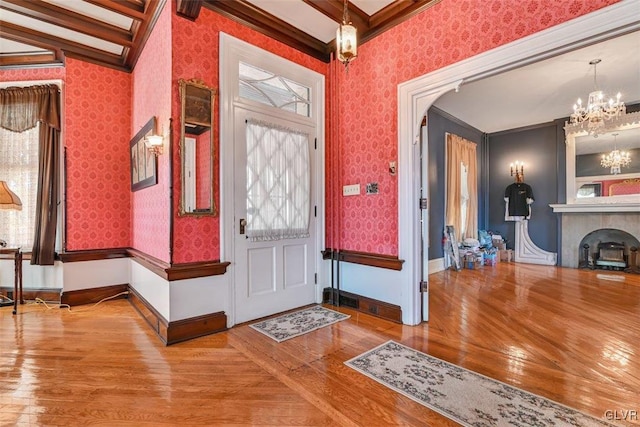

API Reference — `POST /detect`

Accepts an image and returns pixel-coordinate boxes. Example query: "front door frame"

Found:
[219,33,326,327]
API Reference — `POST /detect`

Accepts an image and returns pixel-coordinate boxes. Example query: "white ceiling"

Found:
[433,30,640,134]
[245,0,396,43]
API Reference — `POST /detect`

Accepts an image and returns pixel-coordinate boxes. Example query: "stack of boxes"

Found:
[492,236,513,262]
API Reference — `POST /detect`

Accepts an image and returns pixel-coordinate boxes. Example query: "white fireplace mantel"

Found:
[550,203,640,213]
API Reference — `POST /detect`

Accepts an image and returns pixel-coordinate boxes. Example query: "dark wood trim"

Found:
[203,0,332,63]
[0,52,61,67]
[322,288,402,323]
[127,286,227,345]
[127,248,171,279]
[1,0,133,47]
[58,248,129,263]
[60,283,128,306]
[127,248,230,281]
[322,248,404,271]
[166,311,227,345]
[166,261,231,281]
[84,0,146,21]
[125,0,166,71]
[1,287,61,303]
[176,0,203,21]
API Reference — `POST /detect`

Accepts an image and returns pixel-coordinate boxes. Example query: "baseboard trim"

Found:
[322,248,404,271]
[428,257,446,274]
[0,286,61,303]
[58,248,130,262]
[60,284,128,306]
[322,287,402,323]
[127,286,227,345]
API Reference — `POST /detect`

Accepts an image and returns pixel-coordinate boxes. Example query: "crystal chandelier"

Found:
[601,133,631,175]
[336,0,357,70]
[570,59,626,137]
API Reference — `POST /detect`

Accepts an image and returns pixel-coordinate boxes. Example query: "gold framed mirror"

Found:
[179,78,216,216]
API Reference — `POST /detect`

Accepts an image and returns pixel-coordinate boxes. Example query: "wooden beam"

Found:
[203,0,331,63]
[0,20,126,70]
[124,0,166,70]
[83,0,146,21]
[0,0,133,47]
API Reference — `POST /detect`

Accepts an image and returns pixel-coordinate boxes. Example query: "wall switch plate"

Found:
[343,184,360,196]
[366,182,379,194]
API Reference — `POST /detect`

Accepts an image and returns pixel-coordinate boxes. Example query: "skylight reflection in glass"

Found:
[239,62,311,117]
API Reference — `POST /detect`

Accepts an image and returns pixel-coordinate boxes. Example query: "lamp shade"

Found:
[336,23,357,63]
[0,181,23,210]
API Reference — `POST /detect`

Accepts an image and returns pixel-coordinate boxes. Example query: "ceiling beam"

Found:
[0,20,126,71]
[203,0,331,63]
[124,0,166,70]
[83,0,146,21]
[0,52,61,67]
[0,0,133,47]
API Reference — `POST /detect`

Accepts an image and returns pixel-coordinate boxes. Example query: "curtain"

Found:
[0,85,60,265]
[245,119,310,241]
[445,133,478,241]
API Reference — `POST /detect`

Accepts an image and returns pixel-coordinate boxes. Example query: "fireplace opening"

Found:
[578,228,640,273]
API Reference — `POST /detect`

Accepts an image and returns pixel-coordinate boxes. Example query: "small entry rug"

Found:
[249,305,350,342]
[345,341,614,427]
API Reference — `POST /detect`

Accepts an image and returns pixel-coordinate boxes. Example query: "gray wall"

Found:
[486,123,561,254]
[426,107,484,259]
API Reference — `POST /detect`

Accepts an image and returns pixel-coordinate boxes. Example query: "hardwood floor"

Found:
[1,263,639,426]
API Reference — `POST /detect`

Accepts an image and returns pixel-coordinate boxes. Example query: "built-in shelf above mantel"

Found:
[550,203,640,213]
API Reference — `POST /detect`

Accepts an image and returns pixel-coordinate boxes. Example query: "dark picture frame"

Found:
[130,116,158,192]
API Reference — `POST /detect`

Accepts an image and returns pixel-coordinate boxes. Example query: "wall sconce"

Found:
[144,126,164,156]
[510,160,524,181]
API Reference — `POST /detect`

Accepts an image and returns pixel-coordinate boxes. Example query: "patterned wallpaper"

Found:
[330,0,620,256]
[171,5,327,263]
[0,62,132,252]
[131,0,172,262]
[64,58,132,250]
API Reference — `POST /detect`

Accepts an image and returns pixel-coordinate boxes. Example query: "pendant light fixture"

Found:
[336,0,357,71]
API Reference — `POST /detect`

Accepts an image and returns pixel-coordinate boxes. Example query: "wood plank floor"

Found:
[1,263,639,426]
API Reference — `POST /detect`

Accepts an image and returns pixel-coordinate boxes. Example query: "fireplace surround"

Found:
[556,210,640,268]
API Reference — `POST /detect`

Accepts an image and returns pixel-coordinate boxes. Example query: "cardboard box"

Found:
[499,249,513,262]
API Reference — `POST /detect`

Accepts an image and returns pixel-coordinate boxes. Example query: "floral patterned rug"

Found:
[249,305,350,342]
[345,341,615,427]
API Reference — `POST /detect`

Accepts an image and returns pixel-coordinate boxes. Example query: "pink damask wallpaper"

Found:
[0,63,132,251]
[131,0,172,262]
[65,58,132,250]
[329,0,619,256]
[171,5,327,263]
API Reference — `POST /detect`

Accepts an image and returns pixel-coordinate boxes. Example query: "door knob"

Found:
[239,218,247,234]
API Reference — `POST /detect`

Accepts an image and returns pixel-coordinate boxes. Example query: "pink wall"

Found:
[131,0,172,262]
[65,58,132,249]
[329,0,620,256]
[1,62,132,251]
[171,6,328,263]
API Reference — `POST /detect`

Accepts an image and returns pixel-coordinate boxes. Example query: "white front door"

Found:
[233,109,317,324]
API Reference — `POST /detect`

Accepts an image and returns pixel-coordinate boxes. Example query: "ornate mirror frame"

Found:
[179,78,217,217]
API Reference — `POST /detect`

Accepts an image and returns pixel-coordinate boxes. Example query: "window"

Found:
[0,125,39,249]
[239,62,311,117]
[245,119,310,241]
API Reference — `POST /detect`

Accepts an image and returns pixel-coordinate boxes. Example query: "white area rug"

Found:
[249,305,350,342]
[345,340,615,427]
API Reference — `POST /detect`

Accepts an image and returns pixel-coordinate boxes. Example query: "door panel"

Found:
[234,108,316,324]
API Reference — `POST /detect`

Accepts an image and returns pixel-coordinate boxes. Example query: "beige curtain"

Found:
[445,133,477,240]
[0,85,60,265]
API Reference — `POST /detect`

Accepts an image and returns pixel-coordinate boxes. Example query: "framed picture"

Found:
[130,117,158,191]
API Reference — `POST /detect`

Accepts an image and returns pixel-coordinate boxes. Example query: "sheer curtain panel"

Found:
[245,119,310,241]
[445,133,478,241]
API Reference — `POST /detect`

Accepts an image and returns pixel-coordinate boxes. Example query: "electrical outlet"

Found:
[343,184,360,196]
[366,182,379,194]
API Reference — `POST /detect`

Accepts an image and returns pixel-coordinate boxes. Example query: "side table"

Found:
[0,247,23,314]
